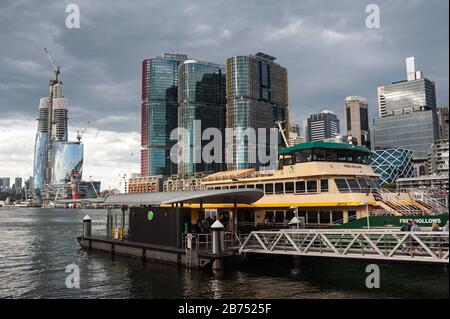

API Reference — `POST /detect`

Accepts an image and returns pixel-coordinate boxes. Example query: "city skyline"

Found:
[0,0,448,189]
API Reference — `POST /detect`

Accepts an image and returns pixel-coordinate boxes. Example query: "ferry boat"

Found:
[200,141,448,232]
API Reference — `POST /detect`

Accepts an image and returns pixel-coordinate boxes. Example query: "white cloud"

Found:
[0,118,140,191]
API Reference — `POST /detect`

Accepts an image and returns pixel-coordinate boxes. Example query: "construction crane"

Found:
[44,48,61,82]
[89,176,100,198]
[77,121,91,142]
[275,120,290,148]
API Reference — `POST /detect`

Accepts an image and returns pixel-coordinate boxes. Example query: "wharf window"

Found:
[319,211,331,224]
[264,183,274,195]
[275,183,284,194]
[335,179,350,192]
[332,211,344,223]
[246,184,255,188]
[306,180,317,193]
[285,182,294,194]
[264,211,274,223]
[275,211,285,223]
[348,210,357,221]
[320,179,329,192]
[307,211,318,224]
[347,179,360,192]
[295,181,306,194]
[255,184,264,191]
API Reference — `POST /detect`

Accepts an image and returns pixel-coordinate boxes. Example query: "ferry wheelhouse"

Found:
[201,141,438,232]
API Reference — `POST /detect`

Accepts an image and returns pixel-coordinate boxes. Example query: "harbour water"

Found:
[0,208,448,299]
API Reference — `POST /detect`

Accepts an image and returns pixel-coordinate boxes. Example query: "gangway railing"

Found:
[408,189,448,215]
[379,189,427,216]
[239,229,449,264]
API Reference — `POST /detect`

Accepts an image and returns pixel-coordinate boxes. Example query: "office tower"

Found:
[345,96,371,148]
[377,57,436,118]
[288,123,304,146]
[436,106,449,139]
[51,142,84,184]
[226,52,288,170]
[1,177,10,188]
[307,110,340,142]
[373,57,439,159]
[14,177,23,191]
[177,60,226,174]
[428,139,449,176]
[141,53,188,176]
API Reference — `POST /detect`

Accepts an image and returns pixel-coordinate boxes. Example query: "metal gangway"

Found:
[239,229,449,264]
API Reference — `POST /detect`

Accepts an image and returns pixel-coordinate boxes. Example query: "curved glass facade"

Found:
[33,132,48,204]
[369,148,414,185]
[178,61,226,174]
[51,142,83,184]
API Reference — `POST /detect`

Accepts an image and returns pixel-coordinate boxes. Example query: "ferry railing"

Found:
[239,229,449,264]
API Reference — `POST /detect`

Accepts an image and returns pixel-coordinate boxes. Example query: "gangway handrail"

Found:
[239,229,449,264]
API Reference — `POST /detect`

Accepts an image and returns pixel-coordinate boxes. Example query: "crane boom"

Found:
[44,48,61,81]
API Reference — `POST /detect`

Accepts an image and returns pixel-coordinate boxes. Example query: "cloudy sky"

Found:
[0,0,448,190]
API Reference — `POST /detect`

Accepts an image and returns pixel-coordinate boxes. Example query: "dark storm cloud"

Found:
[0,0,448,132]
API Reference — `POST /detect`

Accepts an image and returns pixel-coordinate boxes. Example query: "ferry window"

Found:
[285,182,294,194]
[230,185,237,189]
[214,186,221,190]
[275,183,284,194]
[298,210,307,222]
[255,184,264,191]
[295,181,306,194]
[306,180,317,193]
[275,211,284,223]
[313,148,326,161]
[348,210,357,221]
[319,211,331,224]
[335,179,350,192]
[368,179,380,189]
[347,179,360,192]
[325,150,338,161]
[332,211,344,223]
[222,186,229,189]
[320,179,329,192]
[238,185,246,189]
[246,184,255,189]
[307,211,318,224]
[264,183,274,195]
[295,150,312,163]
[357,179,370,193]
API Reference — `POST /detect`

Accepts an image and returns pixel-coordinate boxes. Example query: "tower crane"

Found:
[44,48,61,82]
[77,121,91,142]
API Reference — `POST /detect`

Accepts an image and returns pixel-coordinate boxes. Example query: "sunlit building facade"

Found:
[51,142,84,184]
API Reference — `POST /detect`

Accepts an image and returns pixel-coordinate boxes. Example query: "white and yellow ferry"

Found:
[196,142,446,232]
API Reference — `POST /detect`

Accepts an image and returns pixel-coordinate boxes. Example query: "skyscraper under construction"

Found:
[33,49,84,205]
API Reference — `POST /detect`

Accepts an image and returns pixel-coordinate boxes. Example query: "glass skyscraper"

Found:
[141,53,188,176]
[226,52,288,170]
[177,60,226,174]
[369,148,414,185]
[374,57,439,160]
